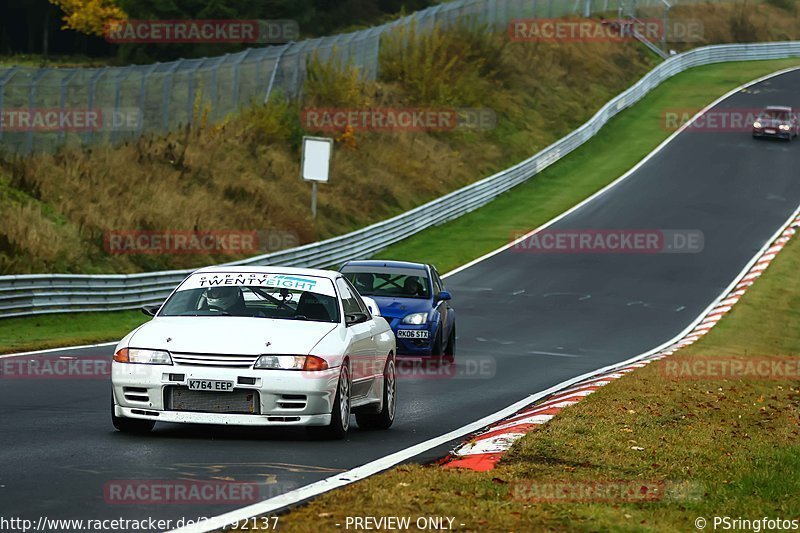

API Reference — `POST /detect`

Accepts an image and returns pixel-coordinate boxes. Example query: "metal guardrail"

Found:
[3,41,800,318]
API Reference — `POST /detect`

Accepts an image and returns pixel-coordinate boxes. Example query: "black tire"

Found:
[431,329,444,358]
[356,357,396,430]
[443,326,456,363]
[308,364,351,440]
[111,395,154,434]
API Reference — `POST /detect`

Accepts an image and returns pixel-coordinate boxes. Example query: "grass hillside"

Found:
[0,1,798,275]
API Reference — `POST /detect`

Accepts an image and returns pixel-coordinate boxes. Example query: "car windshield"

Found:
[342,266,430,299]
[759,110,792,121]
[159,272,340,322]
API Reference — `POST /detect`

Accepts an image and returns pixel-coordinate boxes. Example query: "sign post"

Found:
[300,136,333,219]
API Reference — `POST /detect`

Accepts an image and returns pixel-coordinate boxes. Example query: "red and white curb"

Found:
[441,216,800,472]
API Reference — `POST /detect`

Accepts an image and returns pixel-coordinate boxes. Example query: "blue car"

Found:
[340,260,455,360]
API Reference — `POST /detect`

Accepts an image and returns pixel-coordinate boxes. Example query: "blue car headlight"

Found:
[402,312,428,325]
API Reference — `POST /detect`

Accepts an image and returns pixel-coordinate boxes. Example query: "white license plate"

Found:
[397,329,429,339]
[765,128,777,134]
[188,379,235,392]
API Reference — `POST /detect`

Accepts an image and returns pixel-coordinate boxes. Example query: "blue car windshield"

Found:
[342,267,430,299]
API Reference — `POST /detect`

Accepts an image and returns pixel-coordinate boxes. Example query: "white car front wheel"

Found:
[356,357,396,430]
[111,394,155,434]
[309,364,351,440]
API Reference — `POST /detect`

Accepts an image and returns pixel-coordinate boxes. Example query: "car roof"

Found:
[340,260,429,271]
[764,106,792,112]
[194,265,340,280]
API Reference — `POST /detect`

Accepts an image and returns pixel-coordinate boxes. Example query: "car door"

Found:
[336,277,376,398]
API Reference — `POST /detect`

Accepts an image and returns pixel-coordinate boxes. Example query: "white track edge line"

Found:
[168,66,800,533]
[442,65,800,279]
[173,192,800,533]
[0,341,117,360]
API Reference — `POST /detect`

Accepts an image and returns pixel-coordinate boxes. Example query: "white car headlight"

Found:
[779,124,791,130]
[402,312,429,325]
[113,348,172,365]
[254,355,329,371]
[753,121,762,128]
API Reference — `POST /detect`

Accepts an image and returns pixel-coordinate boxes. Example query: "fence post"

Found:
[291,40,313,100]
[264,43,293,104]
[137,63,159,138]
[111,67,136,145]
[366,26,385,81]
[160,60,183,131]
[338,31,362,72]
[231,49,251,109]
[85,69,106,145]
[210,55,225,111]
[186,59,206,127]
[26,69,50,154]
[0,67,20,143]
[59,69,80,145]
[486,0,497,29]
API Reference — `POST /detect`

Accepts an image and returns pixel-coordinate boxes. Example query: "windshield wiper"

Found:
[171,311,231,317]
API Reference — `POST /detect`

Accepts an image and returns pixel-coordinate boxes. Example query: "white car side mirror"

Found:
[361,296,381,317]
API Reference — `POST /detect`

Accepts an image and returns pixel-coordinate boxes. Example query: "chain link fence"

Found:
[0,0,739,155]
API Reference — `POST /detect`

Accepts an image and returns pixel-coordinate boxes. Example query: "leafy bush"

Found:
[379,23,508,106]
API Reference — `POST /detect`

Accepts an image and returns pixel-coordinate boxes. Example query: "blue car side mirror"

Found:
[437,291,452,302]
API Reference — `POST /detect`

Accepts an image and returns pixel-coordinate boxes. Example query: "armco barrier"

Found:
[2,42,800,318]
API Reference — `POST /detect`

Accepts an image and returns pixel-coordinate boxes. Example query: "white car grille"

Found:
[165,386,260,414]
[170,352,258,368]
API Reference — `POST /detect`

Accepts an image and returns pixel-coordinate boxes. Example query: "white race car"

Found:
[111,266,397,439]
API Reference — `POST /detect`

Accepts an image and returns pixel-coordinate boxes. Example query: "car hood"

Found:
[759,118,789,127]
[128,317,337,355]
[369,296,432,320]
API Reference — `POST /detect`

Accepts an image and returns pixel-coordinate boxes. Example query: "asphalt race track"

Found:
[3,69,800,530]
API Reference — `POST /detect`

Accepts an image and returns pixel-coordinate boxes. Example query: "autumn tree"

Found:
[49,0,127,37]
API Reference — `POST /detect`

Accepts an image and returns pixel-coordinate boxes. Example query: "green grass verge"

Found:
[0,54,116,68]
[2,57,799,355]
[270,232,800,531]
[376,58,800,272]
[0,310,146,354]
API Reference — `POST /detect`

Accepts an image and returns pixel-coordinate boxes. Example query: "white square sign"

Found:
[301,136,333,183]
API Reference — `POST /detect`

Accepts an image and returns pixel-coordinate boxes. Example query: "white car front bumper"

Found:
[112,361,340,427]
